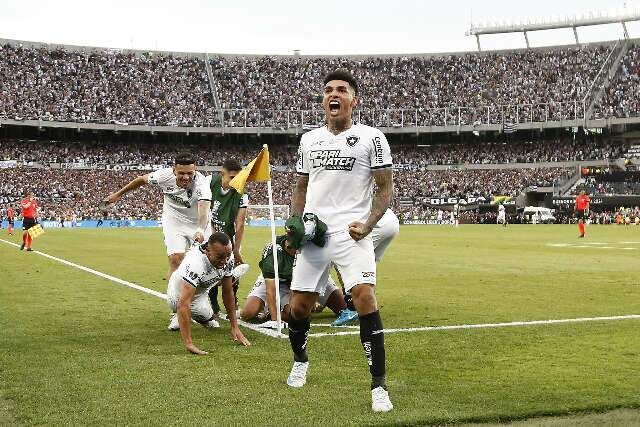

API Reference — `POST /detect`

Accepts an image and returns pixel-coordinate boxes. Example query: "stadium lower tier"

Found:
[0,167,572,222]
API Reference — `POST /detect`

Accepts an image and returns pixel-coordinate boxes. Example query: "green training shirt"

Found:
[258,235,294,287]
[209,174,248,239]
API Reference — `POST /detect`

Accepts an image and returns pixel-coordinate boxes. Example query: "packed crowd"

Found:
[394,168,572,200]
[0,44,214,126]
[211,47,608,126]
[0,42,622,128]
[0,168,159,220]
[392,138,626,167]
[0,137,625,169]
[0,139,299,168]
[553,207,640,224]
[0,166,573,221]
[576,172,640,195]
[595,45,640,119]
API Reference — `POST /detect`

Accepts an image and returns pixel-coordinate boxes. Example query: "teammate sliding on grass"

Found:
[166,232,250,354]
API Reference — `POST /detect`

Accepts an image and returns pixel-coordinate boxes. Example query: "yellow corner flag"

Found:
[27,224,45,239]
[229,146,271,194]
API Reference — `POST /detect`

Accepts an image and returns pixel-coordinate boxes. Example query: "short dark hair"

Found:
[222,159,242,172]
[323,69,358,95]
[208,231,230,246]
[175,152,196,166]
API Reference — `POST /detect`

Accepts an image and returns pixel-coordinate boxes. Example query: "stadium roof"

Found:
[467,8,640,50]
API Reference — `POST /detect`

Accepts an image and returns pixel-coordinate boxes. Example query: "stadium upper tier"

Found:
[1,38,640,132]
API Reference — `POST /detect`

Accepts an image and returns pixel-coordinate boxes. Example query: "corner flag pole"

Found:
[263,144,283,336]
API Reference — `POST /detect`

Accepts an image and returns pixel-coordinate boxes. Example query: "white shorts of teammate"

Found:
[292,230,376,294]
[162,214,212,256]
[497,212,506,224]
[166,270,214,323]
[371,209,399,262]
[248,275,338,313]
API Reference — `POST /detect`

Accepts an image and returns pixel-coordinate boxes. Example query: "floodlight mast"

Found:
[466,9,640,51]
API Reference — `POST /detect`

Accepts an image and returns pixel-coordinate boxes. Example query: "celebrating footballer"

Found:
[285,70,395,412]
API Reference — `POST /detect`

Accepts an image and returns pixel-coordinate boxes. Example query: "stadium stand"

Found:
[210,46,608,126]
[0,138,623,167]
[0,139,619,221]
[0,39,637,224]
[595,44,640,119]
[0,40,632,128]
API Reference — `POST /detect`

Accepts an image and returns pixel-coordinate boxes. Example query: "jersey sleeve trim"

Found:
[296,172,309,176]
[370,164,392,170]
[182,276,198,288]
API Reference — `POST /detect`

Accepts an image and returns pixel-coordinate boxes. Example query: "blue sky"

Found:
[0,0,639,54]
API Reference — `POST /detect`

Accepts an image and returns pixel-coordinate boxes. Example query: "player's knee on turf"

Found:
[240,297,264,320]
[351,284,378,315]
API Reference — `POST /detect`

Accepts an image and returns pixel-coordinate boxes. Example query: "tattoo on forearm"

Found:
[366,170,393,228]
[291,176,309,217]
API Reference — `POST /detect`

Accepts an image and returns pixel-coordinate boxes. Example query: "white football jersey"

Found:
[175,244,234,295]
[296,124,392,234]
[148,167,212,225]
[498,204,505,213]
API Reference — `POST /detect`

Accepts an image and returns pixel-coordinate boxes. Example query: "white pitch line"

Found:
[0,238,277,338]
[546,243,637,250]
[4,238,640,340]
[307,314,640,338]
[310,323,359,329]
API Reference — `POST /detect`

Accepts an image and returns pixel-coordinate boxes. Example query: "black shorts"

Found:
[8,219,14,226]
[22,217,37,230]
[575,210,587,220]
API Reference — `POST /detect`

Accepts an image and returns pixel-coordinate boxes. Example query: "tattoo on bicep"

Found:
[369,170,393,223]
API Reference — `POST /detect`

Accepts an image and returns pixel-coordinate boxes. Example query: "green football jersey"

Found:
[258,235,294,287]
[209,174,248,239]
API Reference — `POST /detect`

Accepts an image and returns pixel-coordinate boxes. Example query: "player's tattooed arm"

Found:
[103,173,150,205]
[350,169,393,241]
[290,175,309,217]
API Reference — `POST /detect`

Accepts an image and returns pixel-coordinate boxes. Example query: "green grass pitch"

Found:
[1,224,640,426]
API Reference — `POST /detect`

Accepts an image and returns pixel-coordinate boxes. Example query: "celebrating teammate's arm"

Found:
[220,276,251,346]
[103,174,150,205]
[176,280,208,355]
[233,206,247,264]
[291,175,309,216]
[194,200,210,243]
[349,169,393,241]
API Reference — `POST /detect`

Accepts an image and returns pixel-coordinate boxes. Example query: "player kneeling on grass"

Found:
[166,232,250,354]
[240,230,348,328]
